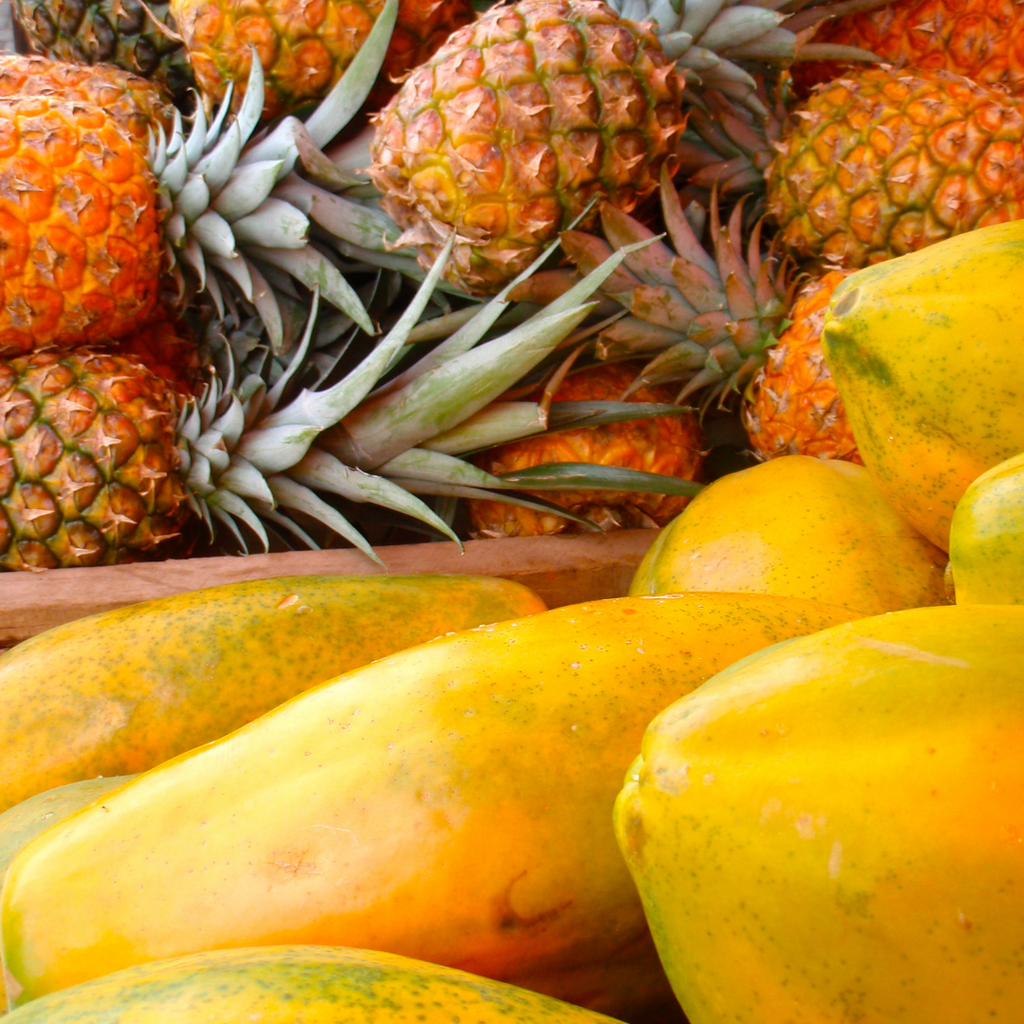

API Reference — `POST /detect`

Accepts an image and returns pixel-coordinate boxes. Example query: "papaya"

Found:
[2,946,621,1024]
[0,574,546,812]
[629,456,947,615]
[0,593,860,1019]
[0,777,134,890]
[615,605,1024,1024]
[822,219,1024,551]
[949,452,1024,604]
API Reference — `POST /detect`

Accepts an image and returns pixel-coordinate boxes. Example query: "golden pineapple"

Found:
[110,316,203,393]
[369,0,688,294]
[742,271,861,463]
[797,0,1024,97]
[767,66,1024,267]
[171,0,476,120]
[467,361,704,537]
[0,350,190,571]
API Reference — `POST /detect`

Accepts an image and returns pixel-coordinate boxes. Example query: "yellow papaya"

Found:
[629,456,947,614]
[822,219,1024,550]
[0,777,133,891]
[615,605,1024,1024]
[949,452,1024,604]
[1,593,859,1019]
[2,946,621,1024]
[0,574,546,812]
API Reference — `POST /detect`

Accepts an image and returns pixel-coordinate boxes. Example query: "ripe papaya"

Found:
[1,593,859,1020]
[615,605,1024,1024]
[1,946,621,1024]
[822,219,1024,550]
[0,574,546,813]
[629,456,947,614]
[0,777,134,890]
[949,452,1024,604]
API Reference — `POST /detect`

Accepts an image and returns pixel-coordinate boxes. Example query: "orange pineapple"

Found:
[171,0,476,120]
[742,271,861,463]
[467,361,704,537]
[0,90,164,354]
[798,0,1024,97]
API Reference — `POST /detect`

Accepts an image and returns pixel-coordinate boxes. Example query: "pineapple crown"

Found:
[175,223,705,560]
[511,167,794,409]
[150,0,407,354]
[605,0,892,116]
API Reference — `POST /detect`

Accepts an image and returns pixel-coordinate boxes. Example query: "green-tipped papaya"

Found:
[0,777,134,891]
[0,574,546,812]
[0,593,859,1020]
[949,452,1024,604]
[3,946,622,1024]
[822,219,1024,550]
[616,605,1024,1024]
[629,456,947,614]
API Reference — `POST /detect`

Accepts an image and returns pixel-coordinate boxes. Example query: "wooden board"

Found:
[0,530,658,649]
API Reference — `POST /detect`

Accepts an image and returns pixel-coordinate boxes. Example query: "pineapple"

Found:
[0,40,398,356]
[0,53,175,141]
[0,349,191,570]
[766,66,1024,267]
[171,0,476,120]
[11,0,194,102]
[367,0,881,296]
[795,0,1024,98]
[742,270,861,463]
[467,361,704,537]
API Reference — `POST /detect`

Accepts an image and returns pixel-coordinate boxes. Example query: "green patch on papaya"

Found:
[823,325,893,387]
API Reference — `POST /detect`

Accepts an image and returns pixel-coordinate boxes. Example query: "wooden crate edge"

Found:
[0,530,658,648]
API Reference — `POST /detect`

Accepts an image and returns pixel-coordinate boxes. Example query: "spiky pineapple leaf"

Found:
[546,401,696,431]
[492,464,705,497]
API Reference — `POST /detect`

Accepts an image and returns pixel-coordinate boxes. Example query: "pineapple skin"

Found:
[171,0,476,121]
[0,351,190,571]
[370,0,688,295]
[805,0,1024,96]
[0,53,175,143]
[0,92,164,354]
[767,66,1024,267]
[468,361,704,538]
[743,270,862,464]
[11,0,193,102]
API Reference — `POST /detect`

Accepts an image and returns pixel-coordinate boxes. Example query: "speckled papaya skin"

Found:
[0,593,858,1018]
[615,605,1024,1024]
[950,452,1024,604]
[822,219,1024,551]
[0,575,547,813]
[1,946,621,1023]
[629,456,948,615]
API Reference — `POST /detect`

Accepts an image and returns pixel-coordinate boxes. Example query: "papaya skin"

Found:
[0,593,859,1018]
[2,946,621,1024]
[629,456,947,615]
[822,219,1024,551]
[615,605,1024,1024]
[0,574,547,813]
[949,452,1024,604]
[0,777,135,892]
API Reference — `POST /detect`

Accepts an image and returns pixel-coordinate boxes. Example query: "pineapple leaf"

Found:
[492,463,705,497]
[268,476,384,567]
[418,402,547,455]
[546,400,695,430]
[388,480,600,531]
[305,0,398,147]
[292,448,462,547]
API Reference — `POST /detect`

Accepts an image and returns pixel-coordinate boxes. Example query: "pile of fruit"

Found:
[3,0,1024,1019]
